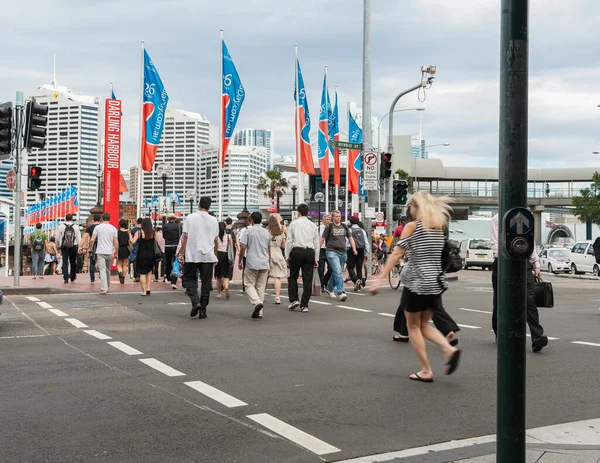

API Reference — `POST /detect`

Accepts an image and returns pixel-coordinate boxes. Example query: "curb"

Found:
[0,287,82,296]
[554,274,599,281]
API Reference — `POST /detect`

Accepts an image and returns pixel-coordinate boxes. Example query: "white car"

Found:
[459,238,494,270]
[569,241,600,276]
[539,247,570,274]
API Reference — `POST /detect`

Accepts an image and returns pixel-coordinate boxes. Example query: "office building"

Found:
[0,164,11,199]
[411,135,427,159]
[198,145,267,216]
[140,108,210,214]
[26,83,100,219]
[129,166,139,208]
[233,129,274,168]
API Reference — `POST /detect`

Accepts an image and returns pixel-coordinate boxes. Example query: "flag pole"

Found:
[324,65,329,215]
[345,102,350,220]
[295,44,303,206]
[334,85,339,216]
[136,41,145,219]
[219,29,224,220]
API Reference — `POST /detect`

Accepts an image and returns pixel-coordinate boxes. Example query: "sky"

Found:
[2,0,600,171]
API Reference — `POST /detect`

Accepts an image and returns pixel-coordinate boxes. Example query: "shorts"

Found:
[399,288,443,313]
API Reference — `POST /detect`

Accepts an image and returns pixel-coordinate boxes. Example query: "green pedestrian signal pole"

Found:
[497,1,529,461]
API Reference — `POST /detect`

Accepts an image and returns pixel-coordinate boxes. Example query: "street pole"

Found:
[317,201,322,230]
[161,174,167,226]
[292,186,297,214]
[497,1,529,461]
[189,199,193,215]
[362,0,374,275]
[243,185,248,212]
[276,191,280,213]
[13,91,24,286]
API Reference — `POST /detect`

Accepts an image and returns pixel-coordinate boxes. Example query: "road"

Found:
[1,270,599,462]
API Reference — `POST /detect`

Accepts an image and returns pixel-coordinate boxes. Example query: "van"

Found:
[459,238,494,270]
[569,241,600,275]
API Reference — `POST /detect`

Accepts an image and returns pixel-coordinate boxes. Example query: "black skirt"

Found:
[399,287,443,313]
[214,251,230,279]
[118,245,130,260]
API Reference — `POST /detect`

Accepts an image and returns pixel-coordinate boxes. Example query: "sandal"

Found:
[445,350,462,375]
[393,335,410,343]
[409,373,434,383]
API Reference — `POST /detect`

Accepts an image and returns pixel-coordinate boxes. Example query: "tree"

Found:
[572,171,600,226]
[256,169,289,199]
[395,168,413,188]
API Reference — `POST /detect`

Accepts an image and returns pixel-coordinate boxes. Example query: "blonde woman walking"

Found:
[371,192,461,382]
[268,214,287,304]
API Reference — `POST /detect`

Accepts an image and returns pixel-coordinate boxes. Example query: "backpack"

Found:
[442,238,462,273]
[351,227,366,250]
[62,224,76,249]
[32,231,45,252]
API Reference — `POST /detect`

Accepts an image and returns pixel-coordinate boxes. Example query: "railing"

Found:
[415,184,577,199]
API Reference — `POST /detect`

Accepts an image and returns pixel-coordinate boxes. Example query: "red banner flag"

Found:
[104,99,122,228]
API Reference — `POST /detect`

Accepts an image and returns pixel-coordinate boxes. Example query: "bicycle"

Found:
[388,260,404,290]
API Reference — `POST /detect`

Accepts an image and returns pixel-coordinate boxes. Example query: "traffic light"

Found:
[0,102,13,161]
[24,97,48,151]
[28,165,43,191]
[380,152,392,179]
[393,180,409,205]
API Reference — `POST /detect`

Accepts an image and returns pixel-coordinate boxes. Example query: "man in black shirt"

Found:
[79,213,101,283]
[163,214,181,288]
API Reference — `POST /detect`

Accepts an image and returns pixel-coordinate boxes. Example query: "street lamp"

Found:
[376,107,425,151]
[289,175,298,218]
[242,173,249,212]
[96,165,103,208]
[315,192,325,230]
[155,162,173,226]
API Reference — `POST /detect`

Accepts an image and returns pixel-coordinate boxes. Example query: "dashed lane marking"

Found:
[310,300,332,305]
[48,309,69,317]
[0,334,48,339]
[64,318,88,328]
[26,296,40,302]
[107,341,142,355]
[457,324,482,329]
[248,413,341,456]
[166,302,188,305]
[526,334,559,341]
[336,305,372,313]
[184,381,248,408]
[458,308,493,315]
[84,330,112,340]
[377,313,395,317]
[572,341,600,347]
[139,358,186,377]
[36,301,53,309]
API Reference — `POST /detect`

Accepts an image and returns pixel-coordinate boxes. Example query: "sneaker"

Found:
[274,296,281,305]
[300,306,309,313]
[190,304,200,318]
[532,335,548,353]
[39,276,44,279]
[324,288,336,298]
[339,292,348,302]
[32,276,36,280]
[172,284,177,290]
[354,281,361,292]
[258,308,263,318]
[288,301,300,311]
[199,307,207,319]
[252,303,263,319]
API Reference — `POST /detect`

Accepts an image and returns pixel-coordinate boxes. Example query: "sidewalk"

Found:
[452,445,600,462]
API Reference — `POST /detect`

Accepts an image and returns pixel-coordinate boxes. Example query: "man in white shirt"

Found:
[491,214,548,352]
[238,211,271,319]
[178,196,219,319]
[317,214,332,291]
[285,203,319,313]
[89,212,118,295]
[56,213,82,284]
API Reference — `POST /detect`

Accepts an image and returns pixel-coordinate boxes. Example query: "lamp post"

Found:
[243,173,249,212]
[315,192,325,230]
[96,165,103,208]
[155,163,173,226]
[413,143,450,190]
[376,107,425,151]
[275,186,282,213]
[185,190,197,215]
[289,175,298,219]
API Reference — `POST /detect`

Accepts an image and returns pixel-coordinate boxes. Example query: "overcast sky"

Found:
[2,0,600,170]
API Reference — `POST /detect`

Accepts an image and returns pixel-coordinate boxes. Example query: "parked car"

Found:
[569,241,600,275]
[539,247,570,274]
[459,238,494,270]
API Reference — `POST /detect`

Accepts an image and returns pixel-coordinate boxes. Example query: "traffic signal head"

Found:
[24,97,48,151]
[28,165,43,190]
[393,180,409,205]
[0,102,13,160]
[381,152,392,179]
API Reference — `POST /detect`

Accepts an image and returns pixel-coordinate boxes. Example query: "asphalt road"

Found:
[1,269,599,463]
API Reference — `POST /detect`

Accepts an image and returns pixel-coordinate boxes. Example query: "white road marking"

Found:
[48,309,69,317]
[377,313,395,317]
[336,305,372,313]
[350,292,366,296]
[526,334,559,340]
[310,300,332,305]
[166,302,188,305]
[139,358,185,377]
[0,334,48,339]
[107,341,142,355]
[247,413,340,455]
[36,301,53,309]
[64,318,88,328]
[457,324,481,329]
[84,330,112,340]
[26,296,40,302]
[184,381,247,408]
[458,308,492,315]
[572,341,600,347]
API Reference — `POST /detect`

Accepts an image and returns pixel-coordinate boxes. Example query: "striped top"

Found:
[398,220,447,295]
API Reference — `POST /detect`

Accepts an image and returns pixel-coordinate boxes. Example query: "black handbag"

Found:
[154,240,164,261]
[533,276,554,308]
[442,239,462,274]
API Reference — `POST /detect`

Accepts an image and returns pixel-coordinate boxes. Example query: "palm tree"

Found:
[257,169,289,200]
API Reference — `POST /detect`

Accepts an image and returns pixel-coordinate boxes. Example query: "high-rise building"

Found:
[198,145,267,216]
[129,166,139,208]
[349,102,380,150]
[140,108,210,214]
[411,135,427,159]
[233,129,274,168]
[26,84,99,219]
[0,163,11,199]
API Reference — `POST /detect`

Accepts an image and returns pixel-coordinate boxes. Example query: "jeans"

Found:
[31,251,45,276]
[89,253,96,282]
[165,246,177,284]
[287,248,315,308]
[244,268,269,306]
[183,262,214,309]
[346,248,365,283]
[61,246,78,282]
[318,249,332,288]
[326,251,347,295]
[96,254,112,293]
